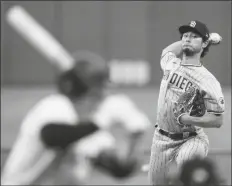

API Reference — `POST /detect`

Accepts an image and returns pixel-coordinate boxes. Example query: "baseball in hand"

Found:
[209,33,222,44]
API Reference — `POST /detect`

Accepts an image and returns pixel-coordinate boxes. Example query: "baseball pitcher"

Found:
[148,20,225,185]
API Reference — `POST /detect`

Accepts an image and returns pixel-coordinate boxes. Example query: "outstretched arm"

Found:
[179,112,223,128]
[162,41,183,58]
[40,121,99,149]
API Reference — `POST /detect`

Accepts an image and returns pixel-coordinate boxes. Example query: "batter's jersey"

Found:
[157,51,225,133]
[93,94,150,133]
[1,93,150,185]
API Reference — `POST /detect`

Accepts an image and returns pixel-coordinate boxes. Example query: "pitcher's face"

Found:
[181,32,205,56]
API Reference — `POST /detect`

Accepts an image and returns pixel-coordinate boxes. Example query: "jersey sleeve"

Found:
[204,78,225,114]
[20,95,78,136]
[160,51,181,72]
[92,94,151,133]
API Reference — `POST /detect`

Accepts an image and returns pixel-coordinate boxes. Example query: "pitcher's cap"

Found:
[179,20,210,40]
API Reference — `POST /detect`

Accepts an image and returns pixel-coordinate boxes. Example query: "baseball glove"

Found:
[173,86,206,126]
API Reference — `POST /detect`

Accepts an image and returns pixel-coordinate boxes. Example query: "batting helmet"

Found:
[57,51,109,99]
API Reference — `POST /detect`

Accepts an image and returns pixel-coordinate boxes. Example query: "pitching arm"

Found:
[161,32,222,59]
[162,41,183,58]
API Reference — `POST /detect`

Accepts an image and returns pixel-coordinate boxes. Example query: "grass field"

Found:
[1,86,231,185]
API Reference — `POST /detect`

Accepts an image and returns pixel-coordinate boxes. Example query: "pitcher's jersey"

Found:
[1,93,150,185]
[156,51,225,133]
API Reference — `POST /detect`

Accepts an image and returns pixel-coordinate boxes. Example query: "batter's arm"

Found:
[162,41,183,58]
[40,121,99,149]
[179,112,223,128]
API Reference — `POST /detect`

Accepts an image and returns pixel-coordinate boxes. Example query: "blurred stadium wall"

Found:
[1,1,231,86]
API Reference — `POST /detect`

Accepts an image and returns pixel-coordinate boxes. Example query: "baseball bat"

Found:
[5,5,74,71]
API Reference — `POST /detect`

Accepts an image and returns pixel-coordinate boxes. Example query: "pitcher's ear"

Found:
[202,40,209,48]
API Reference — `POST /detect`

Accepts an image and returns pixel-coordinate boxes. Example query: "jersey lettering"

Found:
[176,75,182,87]
[170,73,178,84]
[169,73,193,91]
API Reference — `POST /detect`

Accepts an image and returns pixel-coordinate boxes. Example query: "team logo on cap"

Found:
[190,21,196,28]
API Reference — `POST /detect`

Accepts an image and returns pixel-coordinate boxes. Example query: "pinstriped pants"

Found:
[148,128,209,185]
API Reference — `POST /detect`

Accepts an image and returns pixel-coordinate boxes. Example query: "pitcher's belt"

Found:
[155,125,197,140]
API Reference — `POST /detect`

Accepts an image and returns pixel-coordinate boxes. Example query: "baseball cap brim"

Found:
[179,25,203,38]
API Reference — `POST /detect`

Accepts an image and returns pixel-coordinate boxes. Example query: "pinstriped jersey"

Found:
[156,51,225,133]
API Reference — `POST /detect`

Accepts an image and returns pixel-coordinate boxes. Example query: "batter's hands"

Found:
[91,148,139,178]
